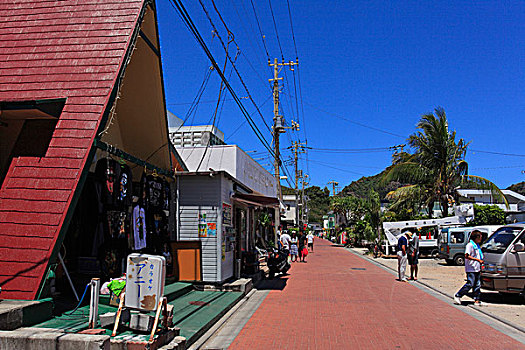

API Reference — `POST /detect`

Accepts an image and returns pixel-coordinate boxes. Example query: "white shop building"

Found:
[175,145,279,283]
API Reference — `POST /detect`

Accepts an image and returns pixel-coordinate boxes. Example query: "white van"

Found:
[481,223,525,294]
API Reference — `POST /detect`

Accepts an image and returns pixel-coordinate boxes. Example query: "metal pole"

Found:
[58,252,79,301]
[88,278,100,328]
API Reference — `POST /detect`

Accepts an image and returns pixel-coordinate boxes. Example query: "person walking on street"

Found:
[290,232,299,262]
[297,231,308,262]
[408,232,420,280]
[298,230,307,262]
[280,230,291,261]
[307,231,314,253]
[397,230,412,282]
[280,230,291,250]
[454,230,484,306]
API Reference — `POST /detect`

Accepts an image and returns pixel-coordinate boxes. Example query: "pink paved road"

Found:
[229,239,524,349]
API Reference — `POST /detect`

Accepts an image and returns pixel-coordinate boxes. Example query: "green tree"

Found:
[304,186,330,223]
[383,107,507,217]
[469,204,506,226]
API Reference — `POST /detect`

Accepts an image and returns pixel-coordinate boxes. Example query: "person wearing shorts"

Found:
[289,232,299,262]
[408,232,419,280]
[307,231,314,252]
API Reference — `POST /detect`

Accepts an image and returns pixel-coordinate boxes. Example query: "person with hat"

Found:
[408,230,420,280]
[397,230,412,282]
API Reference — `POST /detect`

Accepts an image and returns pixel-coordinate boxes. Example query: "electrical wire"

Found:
[197,0,272,133]
[169,0,275,157]
[249,0,270,61]
[302,100,406,138]
[171,66,213,133]
[286,0,298,58]
[196,36,237,172]
[226,94,273,140]
[470,149,525,158]
[268,0,284,61]
[306,159,366,176]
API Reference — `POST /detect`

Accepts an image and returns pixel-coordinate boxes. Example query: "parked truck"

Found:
[382,204,475,256]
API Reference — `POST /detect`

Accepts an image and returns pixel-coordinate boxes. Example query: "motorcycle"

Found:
[267,246,290,279]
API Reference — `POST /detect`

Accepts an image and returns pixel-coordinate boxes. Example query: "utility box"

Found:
[125,254,166,311]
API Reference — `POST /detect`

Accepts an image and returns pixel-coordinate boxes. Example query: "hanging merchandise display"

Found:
[140,171,171,254]
[95,157,133,210]
[132,205,147,250]
[68,155,172,281]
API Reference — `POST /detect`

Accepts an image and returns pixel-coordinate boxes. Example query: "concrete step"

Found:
[0,298,53,330]
[168,290,243,346]
[0,327,110,350]
[222,278,253,295]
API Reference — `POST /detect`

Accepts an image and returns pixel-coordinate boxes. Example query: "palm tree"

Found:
[384,107,507,217]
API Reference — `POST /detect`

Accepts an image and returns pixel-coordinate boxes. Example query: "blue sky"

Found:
[157,0,525,191]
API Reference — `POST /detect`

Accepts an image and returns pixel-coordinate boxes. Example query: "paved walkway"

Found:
[229,239,524,349]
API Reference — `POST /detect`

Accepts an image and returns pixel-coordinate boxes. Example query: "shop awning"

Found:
[232,193,279,208]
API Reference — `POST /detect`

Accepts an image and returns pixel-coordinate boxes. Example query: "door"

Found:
[506,232,525,291]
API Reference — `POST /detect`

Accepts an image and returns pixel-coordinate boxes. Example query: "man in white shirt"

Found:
[280,230,291,252]
[307,232,315,252]
[454,230,484,306]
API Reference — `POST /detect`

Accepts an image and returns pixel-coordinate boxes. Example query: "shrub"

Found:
[469,204,505,226]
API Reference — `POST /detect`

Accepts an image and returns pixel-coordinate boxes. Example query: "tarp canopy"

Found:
[232,193,279,208]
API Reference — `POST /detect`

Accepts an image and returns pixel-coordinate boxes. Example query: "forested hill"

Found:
[507,182,525,196]
[339,168,403,199]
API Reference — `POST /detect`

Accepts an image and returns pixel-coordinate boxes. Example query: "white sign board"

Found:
[125,254,166,311]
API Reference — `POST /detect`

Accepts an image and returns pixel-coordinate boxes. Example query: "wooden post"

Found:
[149,297,166,342]
[162,297,168,328]
[111,291,126,337]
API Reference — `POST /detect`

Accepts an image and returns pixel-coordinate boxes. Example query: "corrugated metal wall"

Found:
[178,175,220,282]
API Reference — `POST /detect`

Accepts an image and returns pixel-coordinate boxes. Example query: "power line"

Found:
[169,0,274,157]
[171,66,213,132]
[267,0,284,60]
[302,101,406,138]
[197,0,272,133]
[285,0,298,58]
[305,158,383,171]
[307,159,366,176]
[472,165,525,170]
[470,149,525,158]
[308,146,393,151]
[226,94,273,140]
[249,0,270,61]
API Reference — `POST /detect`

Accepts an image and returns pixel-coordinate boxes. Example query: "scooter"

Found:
[267,246,290,279]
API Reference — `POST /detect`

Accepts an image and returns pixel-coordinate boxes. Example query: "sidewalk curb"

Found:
[344,246,525,344]
[188,288,261,350]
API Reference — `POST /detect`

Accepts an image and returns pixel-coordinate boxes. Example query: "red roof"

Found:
[0,0,147,300]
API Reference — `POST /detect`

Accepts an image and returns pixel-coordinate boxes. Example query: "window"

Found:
[0,99,64,187]
[450,231,465,244]
[482,227,523,254]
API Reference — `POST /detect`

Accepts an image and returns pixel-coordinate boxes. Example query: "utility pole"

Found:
[291,141,307,226]
[328,180,339,197]
[301,175,309,227]
[269,58,298,237]
[269,58,299,202]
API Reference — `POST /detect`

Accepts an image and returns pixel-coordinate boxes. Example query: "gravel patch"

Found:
[350,248,525,330]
